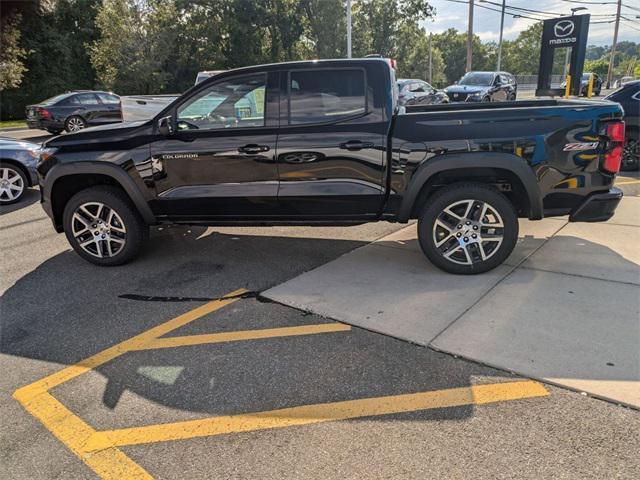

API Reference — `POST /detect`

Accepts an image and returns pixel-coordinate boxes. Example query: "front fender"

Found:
[396,152,543,222]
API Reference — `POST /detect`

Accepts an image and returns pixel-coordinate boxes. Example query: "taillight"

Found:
[37,107,52,120]
[603,121,625,174]
[389,58,397,69]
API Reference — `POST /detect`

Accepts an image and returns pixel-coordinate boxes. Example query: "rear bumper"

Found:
[569,187,623,222]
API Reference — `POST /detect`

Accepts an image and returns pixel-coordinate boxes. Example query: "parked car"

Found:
[613,76,636,89]
[561,73,602,96]
[121,71,226,122]
[444,71,517,102]
[37,59,625,274]
[26,91,121,134]
[0,137,40,204]
[398,79,449,106]
[606,80,640,170]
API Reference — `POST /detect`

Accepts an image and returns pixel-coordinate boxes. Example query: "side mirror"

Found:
[158,115,174,136]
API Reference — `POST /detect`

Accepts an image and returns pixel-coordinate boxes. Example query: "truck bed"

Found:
[403,98,612,113]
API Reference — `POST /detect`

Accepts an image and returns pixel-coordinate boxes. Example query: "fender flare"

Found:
[396,152,543,222]
[43,162,156,225]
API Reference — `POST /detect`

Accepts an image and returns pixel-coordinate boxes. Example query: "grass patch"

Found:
[0,120,27,129]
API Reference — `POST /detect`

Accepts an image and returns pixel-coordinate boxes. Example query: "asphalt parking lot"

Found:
[1,129,639,479]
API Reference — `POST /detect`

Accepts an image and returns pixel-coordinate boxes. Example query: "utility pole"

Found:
[428,32,433,84]
[606,0,622,88]
[346,0,352,59]
[466,0,474,72]
[496,0,506,71]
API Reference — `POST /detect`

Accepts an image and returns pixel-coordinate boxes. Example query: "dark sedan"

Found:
[444,71,517,102]
[26,91,121,134]
[561,73,603,96]
[606,80,639,170]
[397,79,449,106]
[0,137,40,204]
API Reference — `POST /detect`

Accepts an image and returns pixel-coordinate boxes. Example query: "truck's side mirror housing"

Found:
[158,115,174,136]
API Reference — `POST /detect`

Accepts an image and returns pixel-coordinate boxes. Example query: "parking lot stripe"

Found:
[12,390,152,479]
[134,323,352,350]
[14,289,247,398]
[615,179,640,185]
[84,380,548,451]
[13,289,246,480]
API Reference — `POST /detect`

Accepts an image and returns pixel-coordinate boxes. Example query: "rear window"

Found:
[40,93,74,106]
[288,69,366,125]
[96,93,120,104]
[75,93,100,105]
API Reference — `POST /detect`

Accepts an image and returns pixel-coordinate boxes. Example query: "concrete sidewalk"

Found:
[264,197,640,408]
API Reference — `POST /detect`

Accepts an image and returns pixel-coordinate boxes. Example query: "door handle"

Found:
[238,144,270,154]
[339,140,375,151]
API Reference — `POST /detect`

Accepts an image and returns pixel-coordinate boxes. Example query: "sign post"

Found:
[536,14,590,97]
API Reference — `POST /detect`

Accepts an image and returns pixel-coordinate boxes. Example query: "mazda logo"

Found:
[554,20,575,38]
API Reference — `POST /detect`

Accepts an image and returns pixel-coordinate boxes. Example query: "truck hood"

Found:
[43,120,151,147]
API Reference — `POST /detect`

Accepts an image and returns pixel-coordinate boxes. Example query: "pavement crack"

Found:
[118,291,258,303]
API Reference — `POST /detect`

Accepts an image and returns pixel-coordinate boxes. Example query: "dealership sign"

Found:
[536,14,590,97]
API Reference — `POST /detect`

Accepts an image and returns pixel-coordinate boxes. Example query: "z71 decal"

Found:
[563,142,599,152]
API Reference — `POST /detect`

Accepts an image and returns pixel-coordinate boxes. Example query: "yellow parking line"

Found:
[14,289,247,398]
[84,380,548,451]
[13,390,151,480]
[615,179,640,185]
[135,323,351,350]
[13,289,247,480]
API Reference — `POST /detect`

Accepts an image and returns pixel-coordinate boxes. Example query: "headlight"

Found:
[39,147,57,162]
[468,92,481,97]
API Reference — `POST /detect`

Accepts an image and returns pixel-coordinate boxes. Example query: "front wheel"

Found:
[63,186,148,266]
[417,183,519,274]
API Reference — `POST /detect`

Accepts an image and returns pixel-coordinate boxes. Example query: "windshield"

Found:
[459,73,494,86]
[40,93,73,105]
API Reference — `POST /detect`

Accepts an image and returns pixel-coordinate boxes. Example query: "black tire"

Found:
[417,183,519,275]
[62,186,148,266]
[64,115,87,133]
[46,128,63,135]
[0,162,28,205]
[621,138,640,171]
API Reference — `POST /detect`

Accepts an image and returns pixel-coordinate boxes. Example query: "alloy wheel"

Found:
[432,199,504,265]
[0,167,25,202]
[622,139,639,170]
[71,202,127,258]
[67,117,85,132]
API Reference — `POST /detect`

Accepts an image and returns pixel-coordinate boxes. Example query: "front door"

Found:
[275,67,386,218]
[150,72,280,220]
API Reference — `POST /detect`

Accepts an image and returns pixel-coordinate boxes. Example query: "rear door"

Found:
[149,71,280,220]
[276,66,387,218]
[96,93,122,123]
[74,93,108,125]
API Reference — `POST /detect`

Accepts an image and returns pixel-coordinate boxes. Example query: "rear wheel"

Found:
[417,183,519,274]
[0,163,27,205]
[621,138,640,171]
[63,186,148,266]
[65,115,87,133]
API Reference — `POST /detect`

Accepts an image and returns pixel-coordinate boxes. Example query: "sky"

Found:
[422,0,640,46]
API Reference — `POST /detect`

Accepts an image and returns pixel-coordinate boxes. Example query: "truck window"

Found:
[177,73,266,131]
[288,69,366,125]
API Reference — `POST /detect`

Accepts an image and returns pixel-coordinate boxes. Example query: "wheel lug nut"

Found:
[92,224,96,228]
[473,225,478,230]
[472,234,477,239]
[465,221,471,225]
[101,234,105,238]
[457,224,462,229]
[464,237,469,242]
[456,233,461,238]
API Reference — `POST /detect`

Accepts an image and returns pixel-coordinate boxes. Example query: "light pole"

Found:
[466,0,474,72]
[346,0,352,58]
[606,0,622,88]
[563,7,587,78]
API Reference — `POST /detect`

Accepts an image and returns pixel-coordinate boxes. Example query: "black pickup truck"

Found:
[37,58,625,274]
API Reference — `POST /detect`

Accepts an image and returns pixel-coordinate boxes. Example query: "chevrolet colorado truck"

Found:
[37,58,625,274]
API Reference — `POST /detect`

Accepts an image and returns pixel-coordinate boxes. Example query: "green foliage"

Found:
[431,28,492,85]
[500,22,543,76]
[0,12,27,91]
[1,0,100,119]
[585,58,610,77]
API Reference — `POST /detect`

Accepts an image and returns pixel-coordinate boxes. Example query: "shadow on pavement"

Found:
[0,189,39,216]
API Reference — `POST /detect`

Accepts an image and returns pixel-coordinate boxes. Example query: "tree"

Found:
[432,28,490,84]
[500,22,543,76]
[0,11,27,91]
[300,0,346,58]
[585,58,609,77]
[90,0,179,94]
